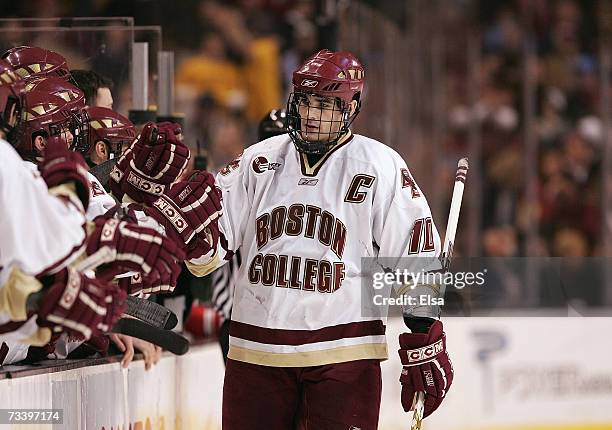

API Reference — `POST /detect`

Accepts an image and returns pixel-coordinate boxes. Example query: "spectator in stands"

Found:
[177,1,281,124]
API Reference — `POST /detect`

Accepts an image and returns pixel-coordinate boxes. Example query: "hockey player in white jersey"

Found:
[183,49,454,429]
[0,137,130,365]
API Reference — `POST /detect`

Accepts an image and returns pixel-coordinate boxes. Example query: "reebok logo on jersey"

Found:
[252,156,281,174]
[298,178,318,186]
[301,79,318,88]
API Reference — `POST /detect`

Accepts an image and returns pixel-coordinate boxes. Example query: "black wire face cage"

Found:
[65,109,89,154]
[44,109,88,153]
[286,91,359,155]
[106,138,131,160]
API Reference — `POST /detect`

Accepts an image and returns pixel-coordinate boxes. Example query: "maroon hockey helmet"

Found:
[2,46,70,82]
[27,77,85,111]
[26,77,88,153]
[79,106,136,159]
[0,59,25,142]
[287,49,365,154]
[14,90,83,160]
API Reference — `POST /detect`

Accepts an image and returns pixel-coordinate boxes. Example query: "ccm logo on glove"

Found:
[152,197,190,236]
[59,270,81,309]
[126,169,165,196]
[407,339,444,363]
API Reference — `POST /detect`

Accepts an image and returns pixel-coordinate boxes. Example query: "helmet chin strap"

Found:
[336,129,353,145]
[301,130,353,164]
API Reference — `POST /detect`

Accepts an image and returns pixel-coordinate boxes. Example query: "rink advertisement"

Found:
[381,317,612,430]
[1,318,612,429]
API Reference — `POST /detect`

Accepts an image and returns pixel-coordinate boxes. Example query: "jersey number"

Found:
[408,217,435,254]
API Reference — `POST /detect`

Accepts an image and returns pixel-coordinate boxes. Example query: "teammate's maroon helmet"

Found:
[287,49,364,154]
[25,77,88,151]
[27,77,85,111]
[0,59,25,142]
[79,106,136,159]
[2,46,70,82]
[14,90,82,160]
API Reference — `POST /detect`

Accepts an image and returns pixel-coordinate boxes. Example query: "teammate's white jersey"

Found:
[189,133,441,367]
[23,162,117,221]
[0,140,87,364]
[87,172,116,220]
[2,155,86,285]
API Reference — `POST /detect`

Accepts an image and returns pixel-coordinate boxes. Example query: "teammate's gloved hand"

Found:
[36,267,126,340]
[118,268,177,295]
[85,216,185,283]
[156,121,184,142]
[142,170,222,260]
[398,320,454,418]
[110,122,191,204]
[39,135,91,210]
[118,272,145,295]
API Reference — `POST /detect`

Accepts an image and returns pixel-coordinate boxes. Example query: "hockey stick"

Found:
[89,158,117,187]
[410,158,469,430]
[26,290,187,355]
[125,296,178,330]
[111,318,189,355]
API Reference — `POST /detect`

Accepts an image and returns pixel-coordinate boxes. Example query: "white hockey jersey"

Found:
[189,133,441,367]
[86,172,117,220]
[0,140,87,364]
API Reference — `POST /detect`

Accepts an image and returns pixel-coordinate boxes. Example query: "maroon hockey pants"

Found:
[223,358,382,430]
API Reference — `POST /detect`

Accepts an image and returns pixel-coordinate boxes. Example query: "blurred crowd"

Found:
[446,0,607,308]
[474,0,602,260]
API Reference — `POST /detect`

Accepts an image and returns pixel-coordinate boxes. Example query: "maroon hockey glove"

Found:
[142,264,180,294]
[118,272,145,296]
[398,320,454,418]
[85,216,185,282]
[118,268,178,295]
[37,267,126,340]
[39,135,91,210]
[142,170,222,260]
[113,122,191,204]
[156,121,184,141]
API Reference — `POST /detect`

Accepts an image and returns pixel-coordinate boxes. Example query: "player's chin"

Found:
[300,130,330,142]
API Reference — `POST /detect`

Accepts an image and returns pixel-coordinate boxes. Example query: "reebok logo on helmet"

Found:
[301,79,318,88]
